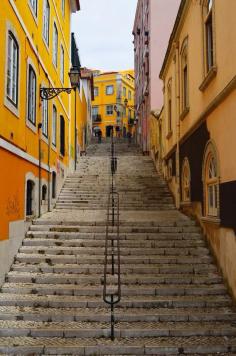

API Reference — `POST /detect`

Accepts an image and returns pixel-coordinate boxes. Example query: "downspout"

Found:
[47,136,51,212]
[74,87,77,171]
[38,123,42,217]
[175,41,181,209]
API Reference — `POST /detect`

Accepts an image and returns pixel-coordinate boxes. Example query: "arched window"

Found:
[203,143,219,217]
[42,184,47,201]
[26,180,34,216]
[181,38,189,111]
[52,172,56,199]
[181,158,191,202]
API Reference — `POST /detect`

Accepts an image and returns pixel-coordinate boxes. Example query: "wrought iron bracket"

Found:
[40,87,72,100]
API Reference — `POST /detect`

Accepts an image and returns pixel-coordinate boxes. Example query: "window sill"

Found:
[166,131,173,140]
[4,98,20,119]
[42,37,50,53]
[28,2,38,26]
[41,134,49,145]
[180,106,190,121]
[201,216,220,225]
[26,119,37,134]
[51,144,57,153]
[199,66,217,92]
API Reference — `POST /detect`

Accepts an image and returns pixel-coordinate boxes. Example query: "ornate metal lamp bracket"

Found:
[40,87,72,100]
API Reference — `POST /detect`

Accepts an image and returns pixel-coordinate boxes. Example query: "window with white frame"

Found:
[53,23,58,67]
[43,0,50,46]
[181,40,189,110]
[106,85,114,95]
[204,0,214,72]
[106,105,113,116]
[42,98,48,137]
[6,31,19,107]
[61,0,65,17]
[181,158,191,202]
[94,87,99,97]
[128,90,131,100]
[52,105,57,146]
[28,65,36,125]
[29,0,37,17]
[204,149,218,217]
[123,87,126,97]
[60,45,64,83]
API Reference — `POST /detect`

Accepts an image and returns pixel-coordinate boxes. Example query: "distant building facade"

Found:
[92,70,135,138]
[159,0,236,298]
[133,0,180,154]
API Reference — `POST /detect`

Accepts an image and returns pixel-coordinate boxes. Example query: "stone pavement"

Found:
[0,141,236,355]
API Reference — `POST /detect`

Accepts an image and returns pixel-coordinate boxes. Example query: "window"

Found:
[61,0,65,17]
[106,105,113,116]
[204,0,214,72]
[123,87,126,97]
[53,23,58,67]
[181,38,189,110]
[43,0,50,46]
[42,99,48,137]
[26,180,35,216]
[29,0,37,17]
[94,87,99,97]
[52,105,57,146]
[52,172,56,199]
[60,45,64,83]
[106,85,114,95]
[203,143,219,217]
[60,115,65,156]
[128,90,131,100]
[28,65,36,125]
[6,32,19,107]
[181,158,191,202]
[167,79,172,133]
[42,185,47,201]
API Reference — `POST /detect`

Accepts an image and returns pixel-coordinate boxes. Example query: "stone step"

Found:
[0,306,235,323]
[15,253,214,265]
[1,283,227,297]
[19,245,209,256]
[11,262,217,274]
[0,320,236,338]
[0,293,232,308]
[23,238,206,247]
[6,271,223,285]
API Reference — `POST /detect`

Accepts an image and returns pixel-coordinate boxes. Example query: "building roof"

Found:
[159,0,186,79]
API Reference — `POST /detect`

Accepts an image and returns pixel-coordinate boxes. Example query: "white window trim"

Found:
[4,21,20,118]
[106,105,113,116]
[41,83,49,142]
[60,43,64,84]
[42,0,50,49]
[53,21,58,68]
[61,0,65,18]
[52,103,57,149]
[106,85,114,95]
[26,58,38,134]
[28,0,38,24]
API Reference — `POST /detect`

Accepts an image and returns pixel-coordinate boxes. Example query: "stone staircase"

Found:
[0,141,236,355]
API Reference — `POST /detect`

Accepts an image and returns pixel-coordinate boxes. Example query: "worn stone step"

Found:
[0,336,236,355]
[0,320,236,338]
[1,282,227,297]
[0,305,235,323]
[6,271,223,285]
[0,294,231,308]
[15,253,214,265]
[19,245,209,256]
[11,262,217,274]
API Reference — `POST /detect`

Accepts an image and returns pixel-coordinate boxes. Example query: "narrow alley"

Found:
[0,140,235,355]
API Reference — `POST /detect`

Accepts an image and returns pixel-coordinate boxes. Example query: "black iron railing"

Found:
[103,130,121,340]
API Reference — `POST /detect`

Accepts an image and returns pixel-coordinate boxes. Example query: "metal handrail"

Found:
[103,131,121,340]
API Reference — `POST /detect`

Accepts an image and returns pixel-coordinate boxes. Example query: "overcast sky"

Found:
[71,0,138,71]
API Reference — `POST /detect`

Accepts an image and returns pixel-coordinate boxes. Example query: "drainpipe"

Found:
[74,87,77,171]
[38,123,42,217]
[175,41,181,209]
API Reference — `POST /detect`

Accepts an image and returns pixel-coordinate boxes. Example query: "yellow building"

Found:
[0,0,95,284]
[92,70,135,138]
[159,0,236,297]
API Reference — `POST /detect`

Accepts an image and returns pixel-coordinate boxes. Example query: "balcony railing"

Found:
[92,114,102,123]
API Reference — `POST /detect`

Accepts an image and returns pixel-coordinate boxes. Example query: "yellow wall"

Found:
[92,70,135,137]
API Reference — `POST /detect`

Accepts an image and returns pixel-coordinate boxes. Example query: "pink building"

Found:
[133,0,180,153]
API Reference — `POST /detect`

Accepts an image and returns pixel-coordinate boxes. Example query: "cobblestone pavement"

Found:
[0,141,236,355]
